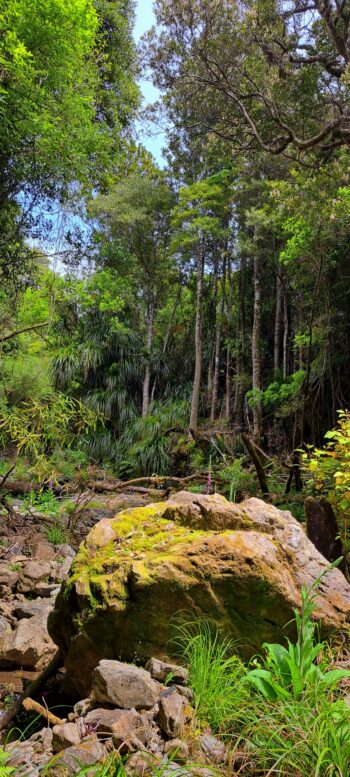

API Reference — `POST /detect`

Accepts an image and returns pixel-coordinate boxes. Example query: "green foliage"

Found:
[0,394,101,480]
[24,490,60,515]
[44,523,68,545]
[179,566,350,775]
[218,457,256,500]
[303,411,350,560]
[0,749,15,777]
[173,619,248,733]
[261,371,305,418]
[115,400,189,476]
[0,0,137,199]
[246,562,350,703]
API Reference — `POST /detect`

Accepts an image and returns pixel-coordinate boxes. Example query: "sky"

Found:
[134,0,165,165]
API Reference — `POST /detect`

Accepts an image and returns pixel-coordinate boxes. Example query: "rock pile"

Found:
[0,536,75,672]
[6,657,226,776]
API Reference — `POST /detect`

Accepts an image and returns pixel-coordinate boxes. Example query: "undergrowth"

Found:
[176,561,350,776]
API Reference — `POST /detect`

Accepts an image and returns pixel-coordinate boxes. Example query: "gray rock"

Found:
[146,658,188,686]
[49,735,106,774]
[53,557,72,582]
[164,738,189,763]
[52,722,81,753]
[0,565,18,589]
[110,708,147,754]
[57,544,76,559]
[92,660,161,710]
[13,600,53,619]
[29,536,56,561]
[126,752,157,776]
[17,561,51,593]
[0,611,57,670]
[199,734,226,764]
[33,582,58,597]
[84,707,133,737]
[159,693,186,738]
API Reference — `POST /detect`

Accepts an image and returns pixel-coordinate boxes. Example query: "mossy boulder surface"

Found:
[48,492,350,697]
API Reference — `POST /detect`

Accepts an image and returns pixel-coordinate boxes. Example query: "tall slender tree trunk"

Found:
[150,285,182,404]
[252,254,262,443]
[274,268,283,374]
[189,243,205,431]
[283,290,289,380]
[224,257,233,421]
[234,255,246,424]
[142,302,154,417]
[225,346,231,420]
[210,257,226,422]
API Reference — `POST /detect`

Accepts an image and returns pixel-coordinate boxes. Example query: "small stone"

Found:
[17,561,51,593]
[73,697,92,717]
[84,707,134,737]
[126,753,157,776]
[29,726,53,751]
[33,582,58,597]
[14,601,53,619]
[0,611,57,670]
[92,660,161,710]
[52,722,81,753]
[164,738,189,763]
[49,735,106,774]
[173,685,194,702]
[159,693,185,738]
[146,658,188,686]
[29,536,56,561]
[0,565,18,589]
[199,734,226,764]
[57,544,75,559]
[53,557,72,581]
[111,709,146,754]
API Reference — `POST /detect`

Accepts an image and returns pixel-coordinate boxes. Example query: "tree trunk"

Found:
[225,346,231,420]
[283,289,289,379]
[234,255,246,424]
[252,254,262,443]
[210,258,226,423]
[189,244,205,431]
[142,302,154,417]
[274,268,283,373]
[150,285,182,404]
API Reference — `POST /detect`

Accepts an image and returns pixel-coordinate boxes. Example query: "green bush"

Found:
[303,410,350,566]
[179,564,350,775]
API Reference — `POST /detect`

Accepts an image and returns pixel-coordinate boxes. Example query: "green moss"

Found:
[66,502,208,607]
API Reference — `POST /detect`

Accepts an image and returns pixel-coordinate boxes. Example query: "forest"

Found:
[0,0,350,776]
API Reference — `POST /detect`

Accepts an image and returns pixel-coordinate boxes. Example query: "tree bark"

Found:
[142,302,154,417]
[210,258,226,422]
[283,289,289,380]
[252,254,262,443]
[189,243,205,431]
[274,268,283,373]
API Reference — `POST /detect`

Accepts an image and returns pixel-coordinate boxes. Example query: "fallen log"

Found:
[22,697,64,726]
[86,473,209,492]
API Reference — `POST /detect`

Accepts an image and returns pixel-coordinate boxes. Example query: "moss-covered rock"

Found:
[48,492,350,698]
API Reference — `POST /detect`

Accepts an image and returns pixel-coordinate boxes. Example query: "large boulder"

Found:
[48,492,350,697]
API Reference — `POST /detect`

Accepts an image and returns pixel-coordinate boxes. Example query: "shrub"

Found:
[179,564,350,775]
[303,410,350,567]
